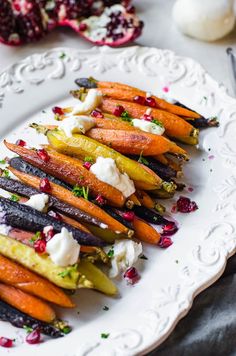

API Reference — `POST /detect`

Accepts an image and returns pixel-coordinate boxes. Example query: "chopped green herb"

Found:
[0,159,6,164]
[72,185,89,200]
[2,169,10,178]
[84,156,94,164]
[29,231,41,244]
[58,270,71,278]
[23,325,33,333]
[203,96,207,101]
[175,260,179,264]
[62,326,71,334]
[10,194,20,202]
[138,151,149,166]
[107,246,114,258]
[121,110,133,123]
[152,119,164,127]
[103,306,109,311]
[101,333,110,339]
[59,52,66,59]
[140,254,148,260]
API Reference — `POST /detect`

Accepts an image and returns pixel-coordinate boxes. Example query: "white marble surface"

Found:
[0,0,236,94]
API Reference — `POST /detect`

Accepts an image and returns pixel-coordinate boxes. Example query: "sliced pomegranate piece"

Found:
[176,196,198,213]
[158,236,173,248]
[0,337,13,348]
[37,149,50,163]
[26,328,41,344]
[91,109,104,118]
[124,267,140,284]
[83,161,92,170]
[16,139,26,147]
[133,95,145,105]
[122,211,135,222]
[39,178,51,193]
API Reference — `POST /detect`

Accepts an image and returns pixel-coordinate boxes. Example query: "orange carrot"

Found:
[0,254,74,307]
[96,81,200,118]
[136,190,155,209]
[133,217,160,244]
[0,283,56,323]
[9,167,129,235]
[100,98,197,141]
[86,128,187,157]
[5,141,125,208]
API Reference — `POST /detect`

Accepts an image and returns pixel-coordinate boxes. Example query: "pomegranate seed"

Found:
[158,236,173,248]
[124,267,140,284]
[162,222,178,236]
[37,149,50,163]
[133,95,145,105]
[145,97,156,108]
[52,106,64,116]
[95,194,106,206]
[39,178,51,193]
[83,161,92,170]
[34,239,46,254]
[122,211,135,222]
[0,337,13,348]
[26,329,41,345]
[176,196,198,213]
[16,139,26,147]
[48,210,62,221]
[162,86,169,93]
[91,109,104,118]
[78,23,88,31]
[142,114,153,121]
[126,5,135,13]
[113,105,124,117]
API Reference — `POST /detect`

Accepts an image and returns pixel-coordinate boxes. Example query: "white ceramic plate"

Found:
[0,46,236,356]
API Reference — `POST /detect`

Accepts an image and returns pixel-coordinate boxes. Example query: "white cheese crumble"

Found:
[59,115,95,137]
[0,224,11,236]
[23,194,49,212]
[132,119,165,135]
[46,227,80,267]
[73,89,102,115]
[90,157,135,198]
[104,240,143,278]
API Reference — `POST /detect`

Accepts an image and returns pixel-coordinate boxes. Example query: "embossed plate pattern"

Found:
[0,46,236,356]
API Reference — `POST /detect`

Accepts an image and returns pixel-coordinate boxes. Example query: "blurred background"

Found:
[1,0,236,93]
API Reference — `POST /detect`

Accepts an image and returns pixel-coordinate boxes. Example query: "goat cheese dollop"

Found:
[73,89,102,115]
[104,240,143,278]
[90,157,135,198]
[132,119,165,135]
[59,115,95,137]
[173,0,235,42]
[46,227,80,267]
[23,193,49,212]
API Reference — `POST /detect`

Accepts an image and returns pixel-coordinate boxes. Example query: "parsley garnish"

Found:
[23,325,33,333]
[58,270,71,278]
[84,156,94,164]
[72,185,89,200]
[140,254,148,260]
[120,110,133,123]
[107,246,114,258]
[10,194,20,202]
[62,326,71,334]
[2,169,10,178]
[29,231,41,244]
[0,159,6,164]
[152,119,163,127]
[59,52,66,59]
[101,333,110,339]
[103,306,109,311]
[138,151,149,166]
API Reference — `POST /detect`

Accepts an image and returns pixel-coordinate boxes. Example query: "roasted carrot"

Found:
[133,217,160,244]
[136,190,155,209]
[0,254,74,307]
[74,79,200,118]
[100,98,198,144]
[154,154,169,165]
[9,167,130,235]
[0,283,56,323]
[86,128,188,158]
[5,141,125,208]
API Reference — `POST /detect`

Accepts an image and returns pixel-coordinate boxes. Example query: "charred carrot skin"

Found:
[5,141,125,208]
[74,78,201,119]
[9,167,130,235]
[0,283,56,323]
[99,97,198,144]
[0,254,74,308]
